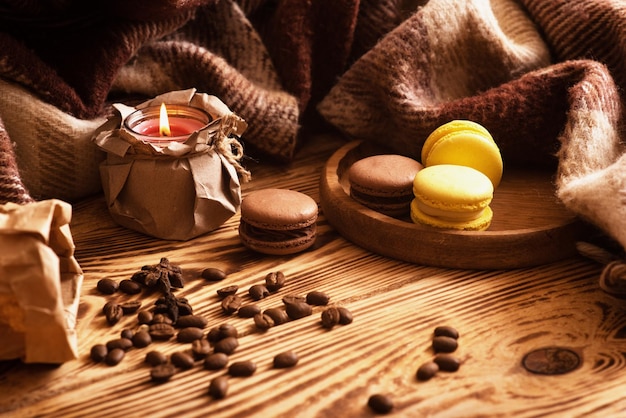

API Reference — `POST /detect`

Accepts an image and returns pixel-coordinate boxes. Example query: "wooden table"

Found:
[1,133,625,418]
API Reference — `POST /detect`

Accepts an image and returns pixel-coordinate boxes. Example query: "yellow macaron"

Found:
[421,120,503,188]
[411,164,494,231]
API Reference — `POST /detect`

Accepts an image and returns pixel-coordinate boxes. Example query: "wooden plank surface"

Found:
[1,133,626,417]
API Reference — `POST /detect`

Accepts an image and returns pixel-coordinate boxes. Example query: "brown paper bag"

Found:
[93,89,250,240]
[0,199,83,364]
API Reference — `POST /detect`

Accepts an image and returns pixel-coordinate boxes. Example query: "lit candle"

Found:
[124,103,212,145]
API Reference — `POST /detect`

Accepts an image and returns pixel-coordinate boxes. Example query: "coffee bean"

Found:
[137,310,154,325]
[103,302,123,325]
[228,360,257,377]
[320,306,340,329]
[434,325,459,339]
[120,328,134,340]
[132,330,152,348]
[367,394,394,414]
[152,313,174,325]
[97,278,118,295]
[208,375,229,399]
[104,348,125,366]
[90,344,108,362]
[119,279,142,295]
[265,271,286,292]
[434,354,460,372]
[151,363,177,383]
[264,307,290,325]
[191,339,212,360]
[119,300,142,314]
[204,352,229,370]
[145,350,168,366]
[175,314,208,329]
[416,361,439,381]
[149,323,176,340]
[238,304,261,318]
[306,291,330,306]
[177,327,205,343]
[171,351,195,370]
[432,336,458,353]
[282,294,306,306]
[285,301,312,320]
[106,338,133,352]
[207,323,239,344]
[249,284,270,301]
[216,285,239,299]
[221,294,242,314]
[201,267,227,281]
[253,313,274,331]
[273,351,299,369]
[213,336,239,355]
[337,307,353,325]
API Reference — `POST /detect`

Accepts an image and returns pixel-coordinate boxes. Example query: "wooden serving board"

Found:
[319,141,591,270]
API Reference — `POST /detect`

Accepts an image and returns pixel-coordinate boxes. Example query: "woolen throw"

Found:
[2,0,626,261]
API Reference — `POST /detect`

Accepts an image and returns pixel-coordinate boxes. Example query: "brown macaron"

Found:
[238,188,318,255]
[348,154,423,217]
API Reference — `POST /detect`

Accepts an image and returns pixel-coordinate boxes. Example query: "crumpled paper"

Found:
[93,89,250,240]
[0,199,83,364]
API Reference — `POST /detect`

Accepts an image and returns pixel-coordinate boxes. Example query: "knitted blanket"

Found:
[2,0,626,261]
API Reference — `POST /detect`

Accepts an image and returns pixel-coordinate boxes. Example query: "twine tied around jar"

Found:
[576,241,626,297]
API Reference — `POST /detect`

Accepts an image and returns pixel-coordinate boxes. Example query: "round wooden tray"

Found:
[319,141,589,270]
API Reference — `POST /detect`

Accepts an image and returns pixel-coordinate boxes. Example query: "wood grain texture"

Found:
[2,133,626,418]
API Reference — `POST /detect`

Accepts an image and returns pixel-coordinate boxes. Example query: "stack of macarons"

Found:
[410,120,503,231]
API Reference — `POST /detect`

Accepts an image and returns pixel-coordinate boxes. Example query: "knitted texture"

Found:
[0,116,32,205]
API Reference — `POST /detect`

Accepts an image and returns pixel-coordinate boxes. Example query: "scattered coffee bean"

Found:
[228,360,257,377]
[208,375,229,399]
[149,323,176,340]
[432,336,458,353]
[434,325,459,339]
[120,329,134,340]
[306,291,330,306]
[171,351,195,370]
[264,307,290,325]
[145,350,168,366]
[151,363,177,383]
[204,352,229,370]
[206,323,239,344]
[96,278,118,295]
[273,351,299,369]
[152,313,174,325]
[175,314,208,329]
[137,310,154,325]
[104,348,125,366]
[416,361,439,381]
[213,336,239,355]
[106,338,133,352]
[367,394,394,414]
[434,354,461,372]
[119,300,142,315]
[191,339,212,360]
[90,344,108,362]
[282,294,306,306]
[132,330,152,348]
[119,279,142,295]
[221,294,242,314]
[285,301,312,320]
[177,327,205,343]
[216,285,239,299]
[103,302,123,325]
[201,267,227,281]
[253,313,274,331]
[238,304,261,318]
[337,307,353,325]
[265,271,286,292]
[320,306,340,329]
[249,284,270,301]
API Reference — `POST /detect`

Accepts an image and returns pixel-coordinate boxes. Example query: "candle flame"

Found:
[159,103,171,136]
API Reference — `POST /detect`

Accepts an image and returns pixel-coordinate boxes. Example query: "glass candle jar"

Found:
[124,104,212,145]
